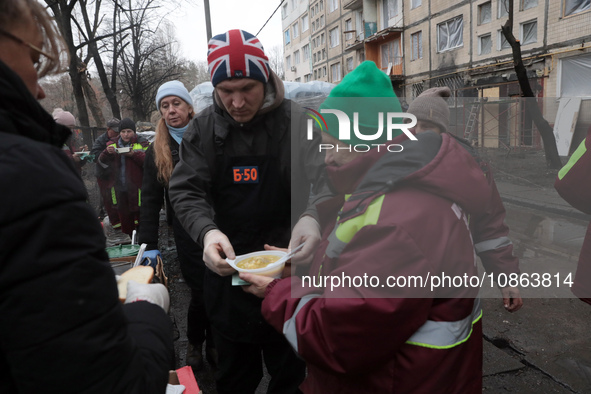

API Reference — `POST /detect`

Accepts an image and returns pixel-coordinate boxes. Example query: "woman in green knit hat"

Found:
[317,61,407,165]
[242,58,489,393]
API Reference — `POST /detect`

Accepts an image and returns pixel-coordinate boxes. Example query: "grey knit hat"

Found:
[407,87,451,133]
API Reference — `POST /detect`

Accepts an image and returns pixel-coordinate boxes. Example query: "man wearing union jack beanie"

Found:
[169,29,331,393]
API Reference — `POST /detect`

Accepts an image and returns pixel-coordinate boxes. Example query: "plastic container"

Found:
[116,147,131,154]
[227,250,287,278]
[106,244,141,259]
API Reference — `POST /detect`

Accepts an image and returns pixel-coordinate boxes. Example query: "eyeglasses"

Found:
[0,28,55,63]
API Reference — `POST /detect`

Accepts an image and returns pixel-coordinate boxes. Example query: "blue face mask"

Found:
[167,123,189,144]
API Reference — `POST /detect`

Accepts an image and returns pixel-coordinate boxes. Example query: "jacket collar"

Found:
[328,131,493,219]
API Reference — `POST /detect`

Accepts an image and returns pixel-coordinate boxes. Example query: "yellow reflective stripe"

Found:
[112,222,122,229]
[406,299,483,349]
[334,195,385,243]
[111,187,117,204]
[558,138,587,180]
[138,189,141,207]
[132,142,148,151]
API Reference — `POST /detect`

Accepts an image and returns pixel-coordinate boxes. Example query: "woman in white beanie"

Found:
[139,80,216,371]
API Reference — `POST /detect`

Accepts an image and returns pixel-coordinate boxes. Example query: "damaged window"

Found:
[522,0,538,10]
[498,0,509,17]
[331,63,341,82]
[381,39,401,69]
[499,30,511,50]
[329,26,339,48]
[520,20,537,45]
[383,0,399,24]
[437,16,464,52]
[411,31,423,60]
[479,2,492,25]
[479,34,492,55]
[564,0,591,16]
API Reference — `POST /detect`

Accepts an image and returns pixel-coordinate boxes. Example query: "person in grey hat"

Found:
[408,87,523,313]
[407,87,452,134]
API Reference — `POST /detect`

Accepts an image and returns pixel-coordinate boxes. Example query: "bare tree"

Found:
[117,1,182,120]
[77,0,124,119]
[177,60,210,91]
[39,74,76,114]
[267,45,285,80]
[501,0,562,169]
[45,0,91,126]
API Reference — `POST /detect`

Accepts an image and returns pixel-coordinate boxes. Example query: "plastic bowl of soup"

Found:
[116,147,131,154]
[226,250,287,278]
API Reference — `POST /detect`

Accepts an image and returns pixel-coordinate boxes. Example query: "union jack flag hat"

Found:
[207,29,271,86]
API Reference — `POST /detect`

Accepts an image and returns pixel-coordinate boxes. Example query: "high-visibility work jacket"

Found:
[555,131,591,304]
[106,142,147,207]
[98,136,148,213]
[262,132,487,393]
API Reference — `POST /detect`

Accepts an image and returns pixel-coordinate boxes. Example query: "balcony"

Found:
[343,0,363,10]
[345,32,365,52]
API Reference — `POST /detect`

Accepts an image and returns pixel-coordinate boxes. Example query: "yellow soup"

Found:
[236,255,281,269]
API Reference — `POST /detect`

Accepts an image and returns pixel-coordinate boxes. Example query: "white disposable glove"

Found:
[124,280,170,313]
[203,229,236,277]
[289,215,321,266]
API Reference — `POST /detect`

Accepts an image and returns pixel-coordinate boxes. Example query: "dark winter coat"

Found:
[262,132,489,393]
[98,134,149,212]
[138,138,180,251]
[168,71,331,343]
[0,59,173,393]
[91,131,113,179]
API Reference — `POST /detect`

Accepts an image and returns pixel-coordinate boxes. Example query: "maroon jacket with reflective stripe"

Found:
[555,126,591,305]
[98,134,148,211]
[262,132,491,393]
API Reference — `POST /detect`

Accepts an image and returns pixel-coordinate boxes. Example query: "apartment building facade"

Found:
[283,0,591,150]
[282,0,366,83]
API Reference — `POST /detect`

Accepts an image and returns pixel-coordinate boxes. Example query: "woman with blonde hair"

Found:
[0,0,172,392]
[139,80,216,371]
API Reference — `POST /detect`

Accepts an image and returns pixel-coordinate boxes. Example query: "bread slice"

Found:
[117,265,154,302]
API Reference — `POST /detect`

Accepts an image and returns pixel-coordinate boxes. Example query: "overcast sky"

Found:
[168,0,284,64]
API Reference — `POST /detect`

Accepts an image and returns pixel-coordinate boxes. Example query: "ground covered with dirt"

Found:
[478,147,560,189]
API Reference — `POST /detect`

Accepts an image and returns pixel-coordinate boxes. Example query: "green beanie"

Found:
[319,61,402,146]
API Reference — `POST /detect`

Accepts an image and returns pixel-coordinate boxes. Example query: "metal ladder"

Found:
[463,101,482,142]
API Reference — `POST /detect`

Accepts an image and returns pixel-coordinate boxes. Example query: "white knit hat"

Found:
[155,81,193,110]
[53,109,76,128]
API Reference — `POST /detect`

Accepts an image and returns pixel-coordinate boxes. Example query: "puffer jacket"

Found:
[262,131,491,393]
[554,126,591,305]
[0,59,172,393]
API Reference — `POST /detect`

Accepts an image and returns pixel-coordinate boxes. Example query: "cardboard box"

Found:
[168,366,201,394]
